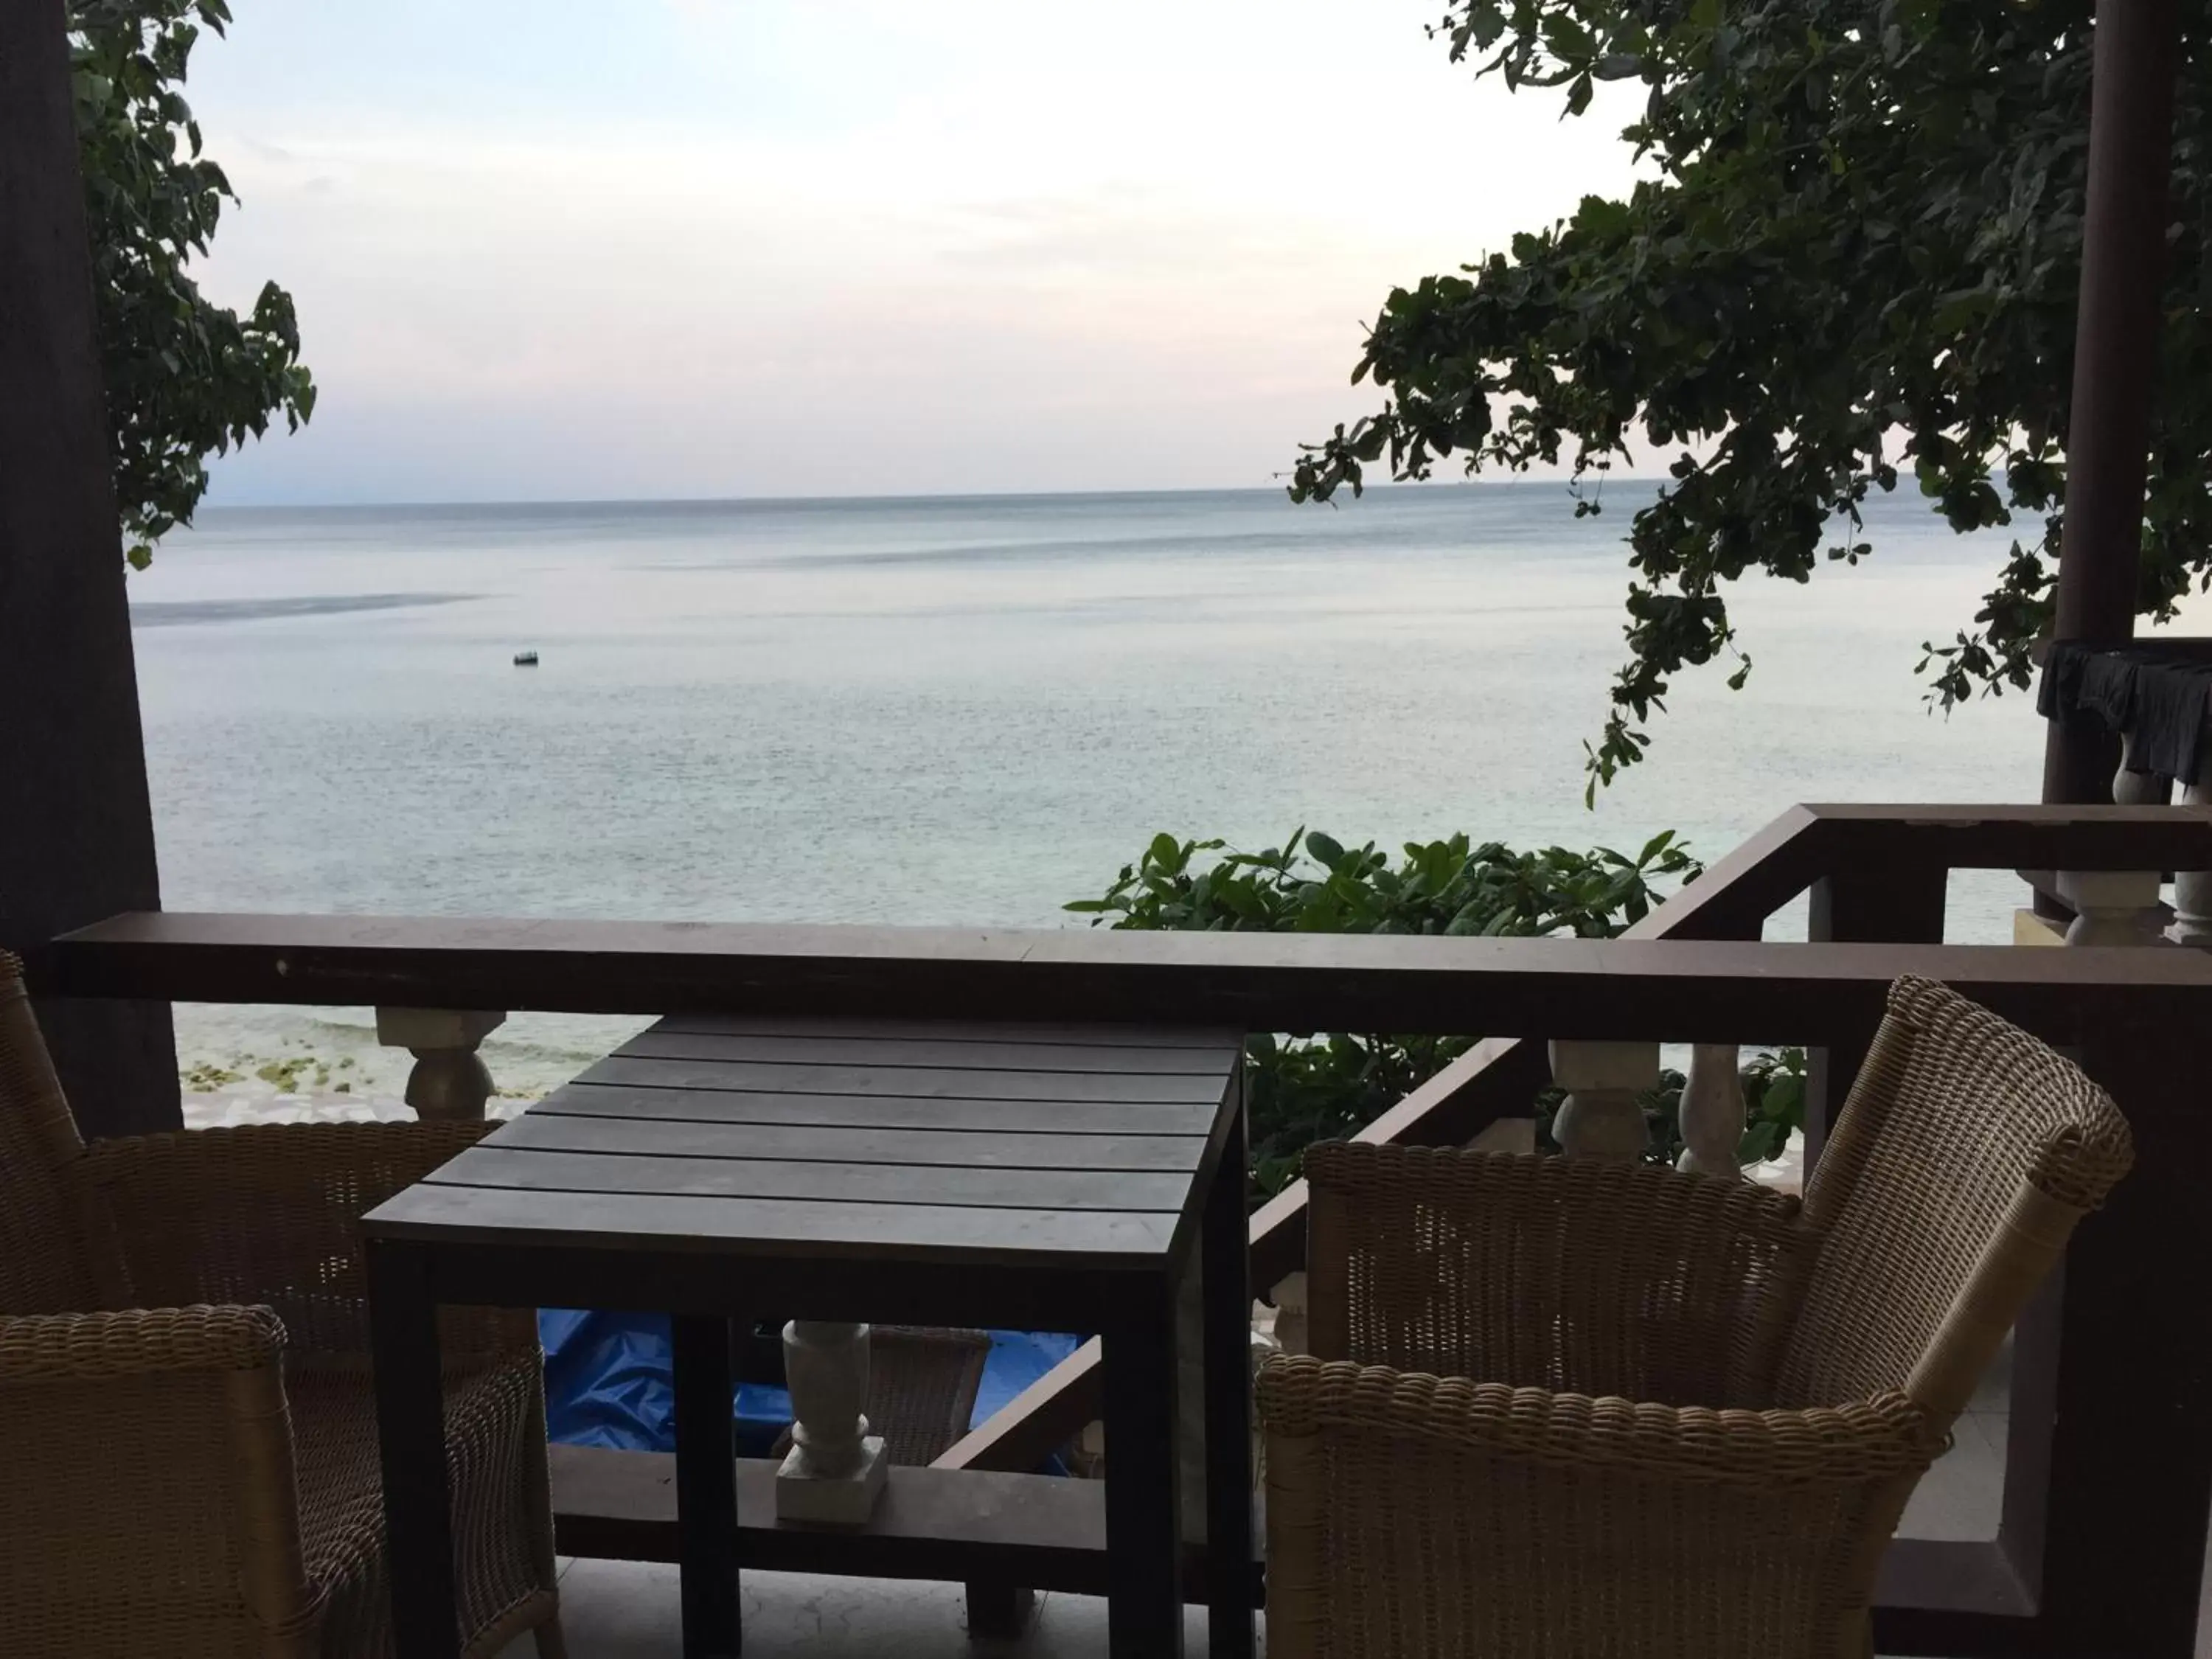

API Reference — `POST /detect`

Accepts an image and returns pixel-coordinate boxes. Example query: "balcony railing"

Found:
[30,801,2212,1658]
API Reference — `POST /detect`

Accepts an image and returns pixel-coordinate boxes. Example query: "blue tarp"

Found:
[538,1310,1082,1466]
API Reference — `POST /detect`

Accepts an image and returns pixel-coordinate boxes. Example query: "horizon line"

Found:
[197,475,1668,517]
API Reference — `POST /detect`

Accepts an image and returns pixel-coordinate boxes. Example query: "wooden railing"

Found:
[30,801,2212,1658]
[940,803,2211,1466]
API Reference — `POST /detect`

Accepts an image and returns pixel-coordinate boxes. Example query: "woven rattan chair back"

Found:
[866,1325,991,1464]
[1305,1140,1813,1407]
[770,1326,992,1467]
[1266,977,2130,1659]
[0,954,97,1315]
[1773,975,2133,1424]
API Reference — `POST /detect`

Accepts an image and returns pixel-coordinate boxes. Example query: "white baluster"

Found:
[1548,1040,1660,1162]
[1269,1271,1309,1357]
[373,1007,505,1121]
[2112,727,2171,806]
[2171,732,2212,946]
[2171,861,2212,948]
[2053,869,2166,947]
[1676,1043,1747,1180]
[776,1320,887,1523]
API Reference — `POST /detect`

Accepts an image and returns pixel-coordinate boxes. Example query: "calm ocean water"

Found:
[136,481,2059,1093]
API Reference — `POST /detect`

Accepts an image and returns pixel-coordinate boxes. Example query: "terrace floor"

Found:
[512,1561,1213,1656]
[504,1560,2012,1658]
[497,1351,2017,1659]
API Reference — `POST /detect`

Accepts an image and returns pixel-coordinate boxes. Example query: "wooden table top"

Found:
[365,1015,1245,1270]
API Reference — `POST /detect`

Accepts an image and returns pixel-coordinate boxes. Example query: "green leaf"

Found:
[1286,0,2130,792]
[72,0,314,571]
[1737,1121,1782,1164]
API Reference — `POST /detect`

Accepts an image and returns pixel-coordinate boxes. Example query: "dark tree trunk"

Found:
[0,0,179,1136]
[2042,0,2183,804]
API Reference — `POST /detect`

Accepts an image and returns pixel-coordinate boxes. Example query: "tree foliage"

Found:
[71,0,313,568]
[1290,1,2210,795]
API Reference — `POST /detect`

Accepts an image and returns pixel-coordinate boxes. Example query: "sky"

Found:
[186,1,1645,505]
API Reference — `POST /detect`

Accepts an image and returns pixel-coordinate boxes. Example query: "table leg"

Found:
[672,1315,742,1658]
[1103,1281,1184,1658]
[1203,1105,1256,1657]
[367,1239,459,1658]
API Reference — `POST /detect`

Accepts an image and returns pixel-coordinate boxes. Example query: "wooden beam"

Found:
[2034,1005,2212,1654]
[1801,803,2212,871]
[2042,0,2183,804]
[40,910,2212,1046]
[931,1335,1102,1478]
[0,0,177,1135]
[1803,860,1948,1164]
[1632,802,1826,941]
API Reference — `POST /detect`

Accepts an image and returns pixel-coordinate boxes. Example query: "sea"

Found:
[133,480,2070,1102]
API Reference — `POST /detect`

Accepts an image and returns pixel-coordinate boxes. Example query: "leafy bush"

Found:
[1071,829,1801,1194]
[1069,827,1695,938]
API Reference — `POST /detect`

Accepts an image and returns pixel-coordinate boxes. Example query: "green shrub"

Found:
[1070,830,1801,1194]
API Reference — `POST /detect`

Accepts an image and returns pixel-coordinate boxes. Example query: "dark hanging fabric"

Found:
[2037,641,2101,723]
[2036,642,2212,785]
[2076,652,2142,730]
[2127,661,2212,783]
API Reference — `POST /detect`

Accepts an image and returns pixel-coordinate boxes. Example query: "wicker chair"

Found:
[771,1324,992,1465]
[0,956,565,1658]
[1259,975,2134,1659]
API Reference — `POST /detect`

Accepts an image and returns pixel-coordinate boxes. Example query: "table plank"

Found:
[488,1110,1206,1172]
[430,1147,1195,1213]
[537,1083,1220,1138]
[613,1029,1237,1076]
[365,1183,1180,1264]
[575,1055,1227,1103]
[644,1015,1238,1051]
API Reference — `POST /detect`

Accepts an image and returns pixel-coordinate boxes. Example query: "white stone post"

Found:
[1676,1043,1747,1180]
[374,1007,505,1121]
[2171,858,2212,948]
[2171,734,2212,946]
[2053,869,2167,947]
[2112,728,2170,806]
[776,1320,886,1523]
[1269,1271,1309,1357]
[1548,1040,1660,1162]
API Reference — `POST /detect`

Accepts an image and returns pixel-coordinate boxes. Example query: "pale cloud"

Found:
[187,0,1646,504]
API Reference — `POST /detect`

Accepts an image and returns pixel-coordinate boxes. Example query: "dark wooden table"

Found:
[364,1015,1252,1658]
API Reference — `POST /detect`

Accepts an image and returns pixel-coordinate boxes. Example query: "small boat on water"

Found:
[513,650,539,667]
